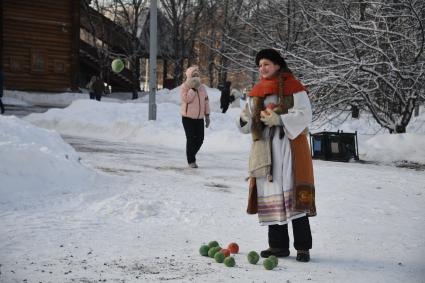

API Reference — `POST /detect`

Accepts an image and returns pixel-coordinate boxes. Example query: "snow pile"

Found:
[24,97,251,153]
[4,90,88,107]
[0,116,96,205]
[311,111,385,138]
[310,111,425,163]
[364,133,425,164]
[7,87,425,164]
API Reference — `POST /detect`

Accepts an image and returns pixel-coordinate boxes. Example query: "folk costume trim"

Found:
[247,133,317,218]
[290,134,317,216]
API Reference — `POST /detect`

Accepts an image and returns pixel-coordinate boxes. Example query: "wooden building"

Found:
[0,0,176,93]
[79,5,175,92]
[1,0,80,92]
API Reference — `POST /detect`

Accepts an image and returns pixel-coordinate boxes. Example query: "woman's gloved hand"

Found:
[205,115,210,128]
[260,108,283,127]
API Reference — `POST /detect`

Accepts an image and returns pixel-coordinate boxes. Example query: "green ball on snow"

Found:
[263,258,275,270]
[214,252,225,263]
[199,245,209,256]
[208,240,219,248]
[247,251,259,264]
[208,246,221,258]
[224,256,235,267]
[268,255,278,267]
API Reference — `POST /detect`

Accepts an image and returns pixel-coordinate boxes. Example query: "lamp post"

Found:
[148,0,157,120]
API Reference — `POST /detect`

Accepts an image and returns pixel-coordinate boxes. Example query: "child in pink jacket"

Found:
[180,66,211,168]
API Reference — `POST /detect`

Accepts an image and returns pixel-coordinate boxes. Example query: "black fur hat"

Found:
[255,49,288,70]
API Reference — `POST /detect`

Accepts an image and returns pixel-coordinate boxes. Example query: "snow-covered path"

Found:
[1,135,424,283]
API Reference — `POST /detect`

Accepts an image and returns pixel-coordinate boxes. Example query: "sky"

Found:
[0,88,424,282]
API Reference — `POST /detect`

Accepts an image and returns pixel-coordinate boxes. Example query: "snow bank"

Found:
[0,116,96,205]
[4,90,88,107]
[363,133,425,164]
[311,111,425,163]
[24,95,251,153]
[12,87,425,164]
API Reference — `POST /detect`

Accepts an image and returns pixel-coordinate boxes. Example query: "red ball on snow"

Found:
[227,243,239,254]
[220,248,231,257]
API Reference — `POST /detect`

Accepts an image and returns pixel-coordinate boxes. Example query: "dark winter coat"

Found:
[220,81,232,113]
[92,78,105,95]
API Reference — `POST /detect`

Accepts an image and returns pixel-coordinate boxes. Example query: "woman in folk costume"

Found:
[180,66,211,168]
[237,49,316,262]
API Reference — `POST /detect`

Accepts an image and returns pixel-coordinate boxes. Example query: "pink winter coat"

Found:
[180,82,210,119]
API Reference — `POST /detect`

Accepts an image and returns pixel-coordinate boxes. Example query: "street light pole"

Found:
[148,0,157,120]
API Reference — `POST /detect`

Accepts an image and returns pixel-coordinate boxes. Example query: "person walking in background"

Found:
[0,71,5,114]
[220,81,232,113]
[92,76,105,101]
[237,49,316,262]
[180,66,211,168]
[86,75,97,100]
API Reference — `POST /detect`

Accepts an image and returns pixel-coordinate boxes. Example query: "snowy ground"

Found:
[1,89,425,282]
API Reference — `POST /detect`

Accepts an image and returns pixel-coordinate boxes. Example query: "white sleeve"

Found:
[281,91,312,140]
[236,116,251,134]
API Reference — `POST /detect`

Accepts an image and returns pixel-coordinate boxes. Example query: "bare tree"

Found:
[298,0,425,133]
[220,0,425,133]
[197,0,241,87]
[107,0,149,99]
[160,0,207,85]
[197,0,263,88]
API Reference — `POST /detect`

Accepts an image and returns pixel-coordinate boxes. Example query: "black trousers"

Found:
[95,92,102,101]
[89,92,101,101]
[268,216,312,251]
[182,116,204,164]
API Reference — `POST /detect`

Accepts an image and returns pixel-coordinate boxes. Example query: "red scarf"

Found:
[249,72,306,98]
